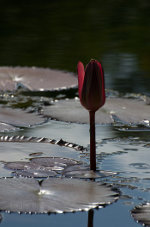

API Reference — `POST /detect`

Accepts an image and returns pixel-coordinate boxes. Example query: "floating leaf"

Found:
[43,99,110,124]
[0,66,77,91]
[0,72,16,91]
[0,141,82,178]
[14,169,57,178]
[0,107,45,127]
[0,135,86,152]
[131,203,150,226]
[30,157,80,167]
[62,165,112,179]
[0,122,18,132]
[4,157,81,178]
[0,178,119,213]
[43,98,150,125]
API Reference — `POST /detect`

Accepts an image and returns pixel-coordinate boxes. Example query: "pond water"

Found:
[0,1,150,226]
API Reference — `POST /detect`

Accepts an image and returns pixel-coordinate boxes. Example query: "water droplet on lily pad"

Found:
[0,178,119,213]
[131,203,150,226]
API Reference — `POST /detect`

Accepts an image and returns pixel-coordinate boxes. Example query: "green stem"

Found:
[89,111,96,171]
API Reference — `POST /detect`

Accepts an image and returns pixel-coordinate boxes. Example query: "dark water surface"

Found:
[0,0,150,93]
[0,1,150,227]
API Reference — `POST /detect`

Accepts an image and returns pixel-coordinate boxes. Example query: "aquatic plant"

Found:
[77,60,105,171]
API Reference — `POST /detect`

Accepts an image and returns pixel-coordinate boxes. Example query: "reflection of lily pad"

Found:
[43,98,150,125]
[0,107,45,127]
[0,66,77,91]
[0,178,119,213]
[131,203,150,226]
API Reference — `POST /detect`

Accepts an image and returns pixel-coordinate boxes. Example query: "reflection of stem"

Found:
[89,111,96,171]
[87,209,94,227]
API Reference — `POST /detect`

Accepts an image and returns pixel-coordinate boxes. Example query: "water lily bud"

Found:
[77,59,105,112]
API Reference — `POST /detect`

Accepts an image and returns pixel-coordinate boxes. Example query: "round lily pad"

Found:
[0,107,45,127]
[131,203,150,226]
[43,98,150,125]
[0,66,77,91]
[0,178,119,213]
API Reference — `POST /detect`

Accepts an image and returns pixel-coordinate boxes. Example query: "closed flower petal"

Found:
[77,59,105,112]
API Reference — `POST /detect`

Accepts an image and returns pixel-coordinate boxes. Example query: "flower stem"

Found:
[89,111,96,171]
[88,209,94,227]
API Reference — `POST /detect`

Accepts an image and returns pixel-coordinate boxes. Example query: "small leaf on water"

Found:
[0,178,119,213]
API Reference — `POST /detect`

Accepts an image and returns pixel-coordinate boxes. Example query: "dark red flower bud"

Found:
[77,59,105,112]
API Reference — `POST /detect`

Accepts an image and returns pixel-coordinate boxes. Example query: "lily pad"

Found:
[131,203,150,226]
[0,137,85,178]
[4,157,81,178]
[62,165,115,179]
[0,66,77,91]
[43,98,150,125]
[0,107,45,127]
[4,161,57,178]
[0,122,18,132]
[0,140,81,164]
[30,157,80,167]
[0,178,119,213]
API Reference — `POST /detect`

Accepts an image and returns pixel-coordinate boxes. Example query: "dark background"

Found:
[0,0,150,93]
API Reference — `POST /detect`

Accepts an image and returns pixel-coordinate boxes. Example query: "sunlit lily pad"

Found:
[131,203,150,226]
[0,107,45,127]
[0,66,77,91]
[43,98,150,125]
[0,178,119,213]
